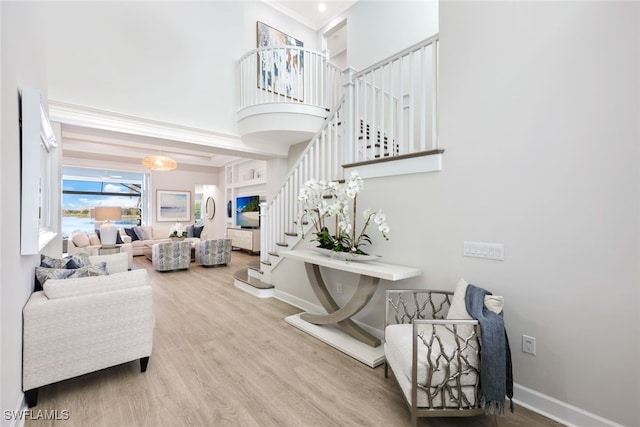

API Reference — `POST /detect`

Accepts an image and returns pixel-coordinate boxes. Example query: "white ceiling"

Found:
[60,1,357,171]
[264,0,357,31]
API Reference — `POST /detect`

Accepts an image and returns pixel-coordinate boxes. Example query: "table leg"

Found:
[300,262,381,347]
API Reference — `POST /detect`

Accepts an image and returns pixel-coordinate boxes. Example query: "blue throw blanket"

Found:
[465,284,514,414]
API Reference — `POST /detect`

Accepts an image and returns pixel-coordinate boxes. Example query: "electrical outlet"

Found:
[336,283,343,294]
[522,335,536,355]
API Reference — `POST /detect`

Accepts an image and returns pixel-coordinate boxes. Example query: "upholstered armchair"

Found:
[151,241,192,271]
[23,253,154,407]
[384,280,509,426]
[196,239,232,267]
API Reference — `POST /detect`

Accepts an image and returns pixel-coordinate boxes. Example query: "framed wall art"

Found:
[257,21,304,100]
[156,190,191,222]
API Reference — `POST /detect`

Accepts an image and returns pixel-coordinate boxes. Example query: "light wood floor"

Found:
[26,252,563,427]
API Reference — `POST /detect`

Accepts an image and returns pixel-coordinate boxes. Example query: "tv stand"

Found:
[227,228,260,254]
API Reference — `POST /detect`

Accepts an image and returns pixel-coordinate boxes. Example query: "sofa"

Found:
[23,252,154,407]
[67,229,133,269]
[120,224,207,257]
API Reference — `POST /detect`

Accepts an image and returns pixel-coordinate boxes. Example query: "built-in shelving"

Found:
[224,159,267,231]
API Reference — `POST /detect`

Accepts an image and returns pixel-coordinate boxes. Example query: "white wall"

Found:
[0,2,60,424]
[40,1,317,137]
[320,0,438,72]
[150,168,220,236]
[275,1,639,426]
[437,3,639,424]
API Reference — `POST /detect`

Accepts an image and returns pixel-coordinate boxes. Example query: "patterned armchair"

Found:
[152,241,192,271]
[196,239,232,267]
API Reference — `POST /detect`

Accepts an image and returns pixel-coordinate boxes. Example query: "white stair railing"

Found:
[254,34,440,276]
[239,46,343,112]
[260,98,345,268]
[346,34,439,163]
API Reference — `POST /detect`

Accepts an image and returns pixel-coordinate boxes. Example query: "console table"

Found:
[280,249,421,365]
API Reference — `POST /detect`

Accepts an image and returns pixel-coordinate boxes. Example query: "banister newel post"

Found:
[342,67,357,169]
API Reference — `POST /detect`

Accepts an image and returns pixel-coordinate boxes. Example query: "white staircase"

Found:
[236,34,441,286]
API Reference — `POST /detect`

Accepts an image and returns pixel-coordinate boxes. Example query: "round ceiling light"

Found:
[142,155,177,171]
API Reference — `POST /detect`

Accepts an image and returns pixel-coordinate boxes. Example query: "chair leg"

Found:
[24,388,39,408]
[384,362,389,378]
[140,356,150,372]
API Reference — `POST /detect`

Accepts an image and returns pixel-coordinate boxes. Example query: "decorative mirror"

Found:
[205,196,216,220]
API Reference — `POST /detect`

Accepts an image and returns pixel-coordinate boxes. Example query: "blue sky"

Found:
[62,180,140,210]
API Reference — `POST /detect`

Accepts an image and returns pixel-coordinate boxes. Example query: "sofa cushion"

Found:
[43,269,149,299]
[70,230,90,248]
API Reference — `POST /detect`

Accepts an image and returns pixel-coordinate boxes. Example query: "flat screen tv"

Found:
[236,195,260,229]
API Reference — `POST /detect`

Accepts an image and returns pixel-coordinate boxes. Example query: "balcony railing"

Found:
[238,46,343,112]
[344,33,440,163]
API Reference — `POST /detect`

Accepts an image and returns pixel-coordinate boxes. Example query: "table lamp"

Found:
[94,206,122,247]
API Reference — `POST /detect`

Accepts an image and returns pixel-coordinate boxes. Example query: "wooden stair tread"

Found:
[247,261,262,273]
[275,242,289,247]
[284,232,298,237]
[233,269,273,290]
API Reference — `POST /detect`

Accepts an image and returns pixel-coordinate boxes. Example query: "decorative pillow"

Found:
[40,252,91,269]
[192,225,205,238]
[134,226,150,241]
[35,266,89,288]
[40,254,72,269]
[124,227,139,242]
[68,252,91,268]
[187,225,195,238]
[87,232,101,246]
[447,278,472,321]
[89,261,109,276]
[70,230,90,248]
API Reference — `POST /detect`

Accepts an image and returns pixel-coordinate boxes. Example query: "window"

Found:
[62,168,144,237]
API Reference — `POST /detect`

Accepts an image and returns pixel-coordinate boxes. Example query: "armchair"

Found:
[151,241,192,271]
[384,289,484,425]
[384,281,509,426]
[196,239,232,267]
[23,255,154,407]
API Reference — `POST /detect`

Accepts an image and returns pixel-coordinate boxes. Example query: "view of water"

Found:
[62,216,138,237]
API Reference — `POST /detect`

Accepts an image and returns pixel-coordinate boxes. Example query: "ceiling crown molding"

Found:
[48,100,288,159]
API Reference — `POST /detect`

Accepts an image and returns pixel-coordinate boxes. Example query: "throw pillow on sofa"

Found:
[187,224,205,238]
[70,230,90,248]
[87,232,101,246]
[124,227,139,242]
[40,252,91,269]
[134,226,151,241]
[36,254,108,289]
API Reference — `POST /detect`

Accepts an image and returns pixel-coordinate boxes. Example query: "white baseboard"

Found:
[273,289,324,313]
[274,291,622,426]
[233,279,274,298]
[513,384,623,427]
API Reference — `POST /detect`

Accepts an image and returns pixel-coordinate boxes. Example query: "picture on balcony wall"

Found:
[257,21,304,101]
[156,190,191,222]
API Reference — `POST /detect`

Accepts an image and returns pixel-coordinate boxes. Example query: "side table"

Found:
[98,244,122,255]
